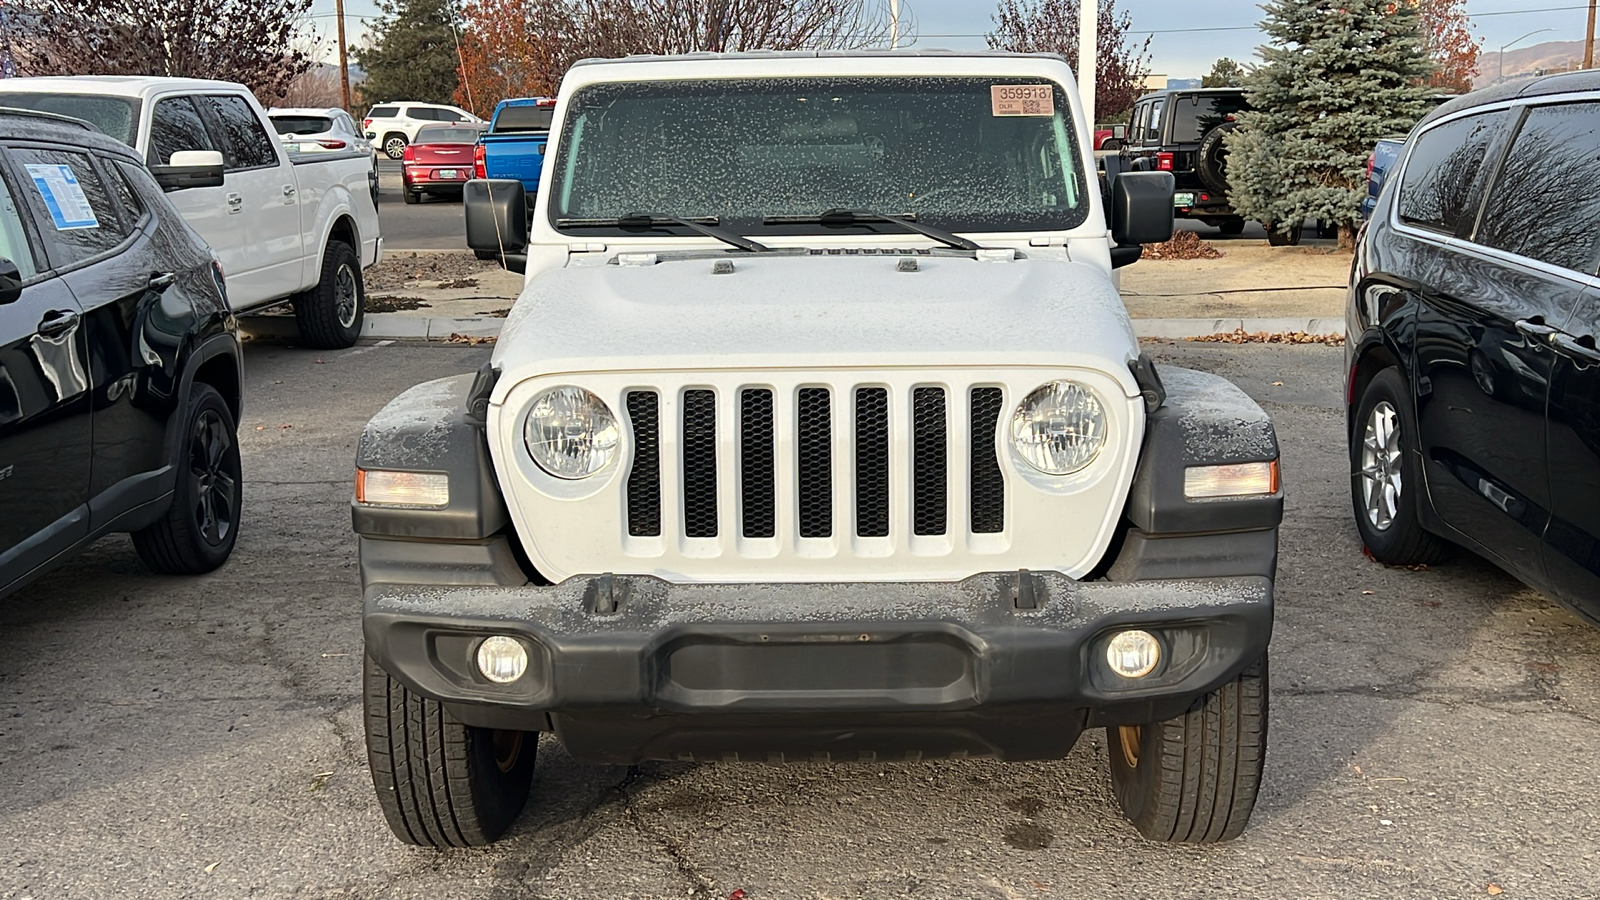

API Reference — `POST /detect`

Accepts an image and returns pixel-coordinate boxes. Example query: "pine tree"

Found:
[354,0,462,107]
[1202,57,1245,88]
[1225,0,1435,248]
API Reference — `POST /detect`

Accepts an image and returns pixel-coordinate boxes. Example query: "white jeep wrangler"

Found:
[353,52,1281,848]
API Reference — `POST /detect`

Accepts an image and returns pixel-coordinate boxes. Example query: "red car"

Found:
[401,123,487,203]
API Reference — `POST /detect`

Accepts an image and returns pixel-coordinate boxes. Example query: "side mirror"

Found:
[464,179,529,264]
[151,150,225,192]
[1109,171,1175,268]
[0,257,21,305]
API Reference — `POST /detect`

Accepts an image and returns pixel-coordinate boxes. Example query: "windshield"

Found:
[272,115,334,136]
[0,93,140,146]
[416,124,483,144]
[549,76,1089,237]
[493,105,554,133]
[1168,94,1248,144]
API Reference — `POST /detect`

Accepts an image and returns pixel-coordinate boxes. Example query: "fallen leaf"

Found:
[1488,885,1504,896]
[1271,381,1284,386]
[1362,590,1375,595]
[308,771,334,791]
[254,425,265,432]
[204,862,220,874]
[1353,765,1363,775]
[728,890,747,900]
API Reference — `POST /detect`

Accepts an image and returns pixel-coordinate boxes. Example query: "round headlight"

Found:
[524,386,619,479]
[1010,380,1107,475]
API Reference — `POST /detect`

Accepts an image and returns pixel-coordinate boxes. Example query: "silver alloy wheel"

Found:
[1360,400,1403,531]
[385,136,406,159]
[335,263,359,329]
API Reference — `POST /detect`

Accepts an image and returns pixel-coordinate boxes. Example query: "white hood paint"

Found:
[490,254,1141,400]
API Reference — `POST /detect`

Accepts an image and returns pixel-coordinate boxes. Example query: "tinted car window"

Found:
[0,171,40,280]
[407,107,439,121]
[1168,94,1248,143]
[1477,102,1600,274]
[1146,98,1165,142]
[1398,111,1504,233]
[10,147,128,266]
[0,94,141,147]
[367,106,399,118]
[200,95,278,170]
[149,97,219,166]
[103,157,145,228]
[414,125,483,144]
[272,115,334,135]
[492,105,554,133]
[436,109,467,122]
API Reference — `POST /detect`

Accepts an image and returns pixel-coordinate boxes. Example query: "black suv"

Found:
[0,109,243,600]
[1121,87,1250,236]
[1348,71,1600,620]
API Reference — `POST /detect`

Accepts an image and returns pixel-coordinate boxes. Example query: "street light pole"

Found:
[1078,0,1098,124]
[1498,28,1555,83]
[1585,0,1596,69]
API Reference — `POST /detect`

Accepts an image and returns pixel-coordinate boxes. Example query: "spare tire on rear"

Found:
[1196,121,1236,197]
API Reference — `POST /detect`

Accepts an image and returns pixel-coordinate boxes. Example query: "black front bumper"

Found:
[363,554,1272,763]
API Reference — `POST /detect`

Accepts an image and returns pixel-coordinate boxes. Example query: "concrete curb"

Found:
[239,313,1347,343]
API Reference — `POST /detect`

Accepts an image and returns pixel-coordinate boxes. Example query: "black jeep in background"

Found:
[1120,88,1260,239]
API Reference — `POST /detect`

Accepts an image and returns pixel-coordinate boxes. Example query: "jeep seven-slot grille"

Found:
[622,386,1007,541]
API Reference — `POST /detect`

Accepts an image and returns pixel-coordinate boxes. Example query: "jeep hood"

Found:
[491,254,1141,400]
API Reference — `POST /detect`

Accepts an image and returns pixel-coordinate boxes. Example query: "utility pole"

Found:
[1586,0,1597,69]
[336,0,352,111]
[889,0,900,50]
[1078,0,1098,125]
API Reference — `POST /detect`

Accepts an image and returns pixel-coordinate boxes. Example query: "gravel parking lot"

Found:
[3,340,1598,900]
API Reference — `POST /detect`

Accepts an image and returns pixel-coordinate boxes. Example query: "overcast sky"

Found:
[306,0,1594,81]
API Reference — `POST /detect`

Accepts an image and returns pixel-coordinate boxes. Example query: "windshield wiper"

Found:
[762,209,985,252]
[557,214,770,253]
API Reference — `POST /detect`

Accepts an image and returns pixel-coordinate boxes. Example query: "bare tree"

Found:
[280,65,347,109]
[987,0,1152,123]
[7,0,319,101]
[456,0,901,117]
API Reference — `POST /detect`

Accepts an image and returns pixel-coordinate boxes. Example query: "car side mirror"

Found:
[464,178,528,272]
[1109,171,1175,269]
[151,150,226,192]
[0,257,21,305]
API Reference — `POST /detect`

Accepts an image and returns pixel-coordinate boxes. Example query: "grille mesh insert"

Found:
[740,389,776,538]
[797,388,833,538]
[855,388,890,538]
[625,391,660,537]
[970,387,1005,534]
[912,387,948,536]
[682,390,718,538]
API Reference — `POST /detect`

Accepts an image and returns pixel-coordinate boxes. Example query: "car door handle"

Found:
[282,185,296,196]
[226,192,243,213]
[148,271,177,291]
[1515,318,1561,339]
[1551,332,1600,365]
[37,309,79,337]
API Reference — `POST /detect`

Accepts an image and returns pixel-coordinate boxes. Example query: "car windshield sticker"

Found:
[992,85,1055,117]
[25,164,99,230]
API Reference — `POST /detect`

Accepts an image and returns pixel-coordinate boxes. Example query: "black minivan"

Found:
[1347,71,1600,619]
[0,109,243,600]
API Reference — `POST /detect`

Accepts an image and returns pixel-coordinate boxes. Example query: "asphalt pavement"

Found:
[374,158,471,252]
[4,340,1598,899]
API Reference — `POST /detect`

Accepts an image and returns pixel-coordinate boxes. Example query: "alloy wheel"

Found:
[189,409,237,546]
[1360,400,1403,531]
[335,263,359,328]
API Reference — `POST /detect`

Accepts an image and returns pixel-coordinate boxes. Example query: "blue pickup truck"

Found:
[473,97,555,196]
[1361,137,1405,221]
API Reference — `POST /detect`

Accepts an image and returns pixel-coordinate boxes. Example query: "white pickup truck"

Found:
[0,76,382,348]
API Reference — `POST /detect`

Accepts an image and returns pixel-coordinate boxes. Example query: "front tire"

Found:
[131,384,241,575]
[1351,368,1453,565]
[292,240,364,349]
[1108,656,1267,843]
[364,655,536,847]
[1218,218,1246,236]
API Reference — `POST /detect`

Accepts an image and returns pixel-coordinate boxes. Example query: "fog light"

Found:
[1184,461,1279,499]
[476,635,528,684]
[1106,630,1161,679]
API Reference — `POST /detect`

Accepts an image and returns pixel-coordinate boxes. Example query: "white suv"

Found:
[363,102,484,158]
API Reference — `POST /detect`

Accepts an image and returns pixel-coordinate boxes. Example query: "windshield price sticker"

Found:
[25,164,99,230]
[992,85,1055,117]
